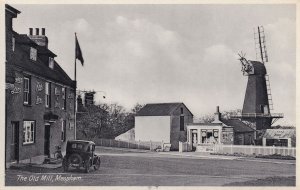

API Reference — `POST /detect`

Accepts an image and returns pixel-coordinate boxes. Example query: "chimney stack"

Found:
[212,106,222,123]
[35,28,39,35]
[28,28,49,48]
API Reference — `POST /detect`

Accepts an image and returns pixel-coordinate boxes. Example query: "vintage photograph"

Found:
[4,1,296,187]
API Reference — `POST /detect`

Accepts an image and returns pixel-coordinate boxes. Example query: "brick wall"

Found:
[6,69,75,163]
[170,106,193,150]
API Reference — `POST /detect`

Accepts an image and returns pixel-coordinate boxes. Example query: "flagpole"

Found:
[74,33,77,140]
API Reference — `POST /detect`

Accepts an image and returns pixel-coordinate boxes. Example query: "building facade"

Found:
[5,5,76,166]
[262,128,296,147]
[135,103,193,150]
[186,106,255,152]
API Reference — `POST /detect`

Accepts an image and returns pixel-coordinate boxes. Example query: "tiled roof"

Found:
[137,102,193,116]
[221,119,254,133]
[9,33,74,88]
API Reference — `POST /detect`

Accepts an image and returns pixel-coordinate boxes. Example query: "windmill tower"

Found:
[232,26,283,131]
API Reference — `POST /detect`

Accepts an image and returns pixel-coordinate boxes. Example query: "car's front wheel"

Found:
[94,157,101,170]
[85,158,91,173]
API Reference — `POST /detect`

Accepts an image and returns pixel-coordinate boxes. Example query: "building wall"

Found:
[6,69,75,165]
[115,128,135,141]
[234,132,254,145]
[135,116,170,143]
[5,7,15,60]
[221,127,234,144]
[169,106,193,150]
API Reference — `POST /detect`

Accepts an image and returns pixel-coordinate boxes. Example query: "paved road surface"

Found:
[5,149,295,186]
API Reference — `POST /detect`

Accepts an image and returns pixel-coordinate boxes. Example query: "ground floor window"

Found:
[266,139,288,147]
[23,121,35,144]
[201,129,219,144]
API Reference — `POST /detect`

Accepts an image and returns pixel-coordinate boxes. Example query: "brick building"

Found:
[5,5,76,167]
[135,103,193,150]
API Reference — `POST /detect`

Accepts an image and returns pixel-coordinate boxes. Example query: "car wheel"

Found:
[85,158,91,173]
[68,153,82,166]
[94,157,101,170]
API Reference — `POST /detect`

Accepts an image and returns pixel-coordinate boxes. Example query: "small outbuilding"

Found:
[262,128,296,147]
[135,102,193,150]
[186,106,255,151]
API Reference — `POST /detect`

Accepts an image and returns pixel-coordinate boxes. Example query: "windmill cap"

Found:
[249,60,267,75]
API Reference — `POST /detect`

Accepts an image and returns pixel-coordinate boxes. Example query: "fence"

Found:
[212,144,296,157]
[90,138,164,151]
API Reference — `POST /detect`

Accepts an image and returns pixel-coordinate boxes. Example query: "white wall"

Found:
[135,116,170,143]
[115,128,135,141]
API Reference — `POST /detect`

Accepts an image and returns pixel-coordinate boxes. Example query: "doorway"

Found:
[44,124,50,157]
[192,131,198,151]
[10,122,19,161]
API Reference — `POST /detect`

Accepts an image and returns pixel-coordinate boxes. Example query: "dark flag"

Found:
[75,34,84,65]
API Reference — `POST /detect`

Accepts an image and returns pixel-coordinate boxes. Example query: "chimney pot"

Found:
[216,106,219,113]
[29,28,33,35]
[42,28,45,35]
[36,28,39,35]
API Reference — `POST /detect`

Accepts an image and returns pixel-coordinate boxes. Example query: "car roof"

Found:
[67,140,95,144]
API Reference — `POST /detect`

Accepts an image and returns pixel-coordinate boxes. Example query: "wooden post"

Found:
[138,140,140,149]
[150,140,152,151]
[128,140,130,149]
[109,139,112,147]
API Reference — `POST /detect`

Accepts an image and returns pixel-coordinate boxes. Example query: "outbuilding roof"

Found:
[221,119,254,133]
[137,102,193,116]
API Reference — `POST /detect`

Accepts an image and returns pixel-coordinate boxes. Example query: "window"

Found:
[23,77,31,105]
[49,57,54,69]
[180,115,184,131]
[45,82,51,108]
[23,121,35,144]
[180,107,183,114]
[30,47,37,61]
[62,87,67,110]
[61,120,66,142]
[12,37,15,51]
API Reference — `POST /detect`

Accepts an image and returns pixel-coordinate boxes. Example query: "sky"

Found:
[11,4,296,125]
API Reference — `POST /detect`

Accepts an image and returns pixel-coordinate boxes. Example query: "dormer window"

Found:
[30,47,37,61]
[49,57,54,69]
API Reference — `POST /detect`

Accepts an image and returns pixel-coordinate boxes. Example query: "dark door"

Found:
[10,122,19,161]
[44,125,50,157]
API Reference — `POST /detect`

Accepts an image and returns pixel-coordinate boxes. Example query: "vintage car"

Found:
[63,140,101,173]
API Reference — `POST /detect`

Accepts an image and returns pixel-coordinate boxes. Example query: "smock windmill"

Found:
[232,26,283,130]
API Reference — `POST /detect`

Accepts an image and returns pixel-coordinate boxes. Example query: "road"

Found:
[5,147,296,186]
